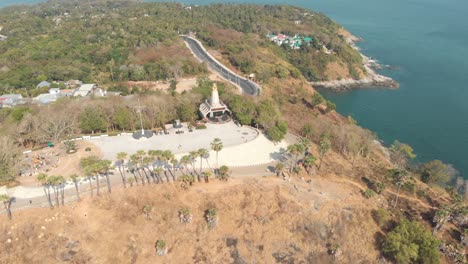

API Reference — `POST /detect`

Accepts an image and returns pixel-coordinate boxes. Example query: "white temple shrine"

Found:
[199,83,231,121]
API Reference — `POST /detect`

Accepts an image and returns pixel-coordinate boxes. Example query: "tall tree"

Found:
[70,174,81,201]
[274,162,285,177]
[390,140,416,169]
[419,160,457,185]
[79,106,107,134]
[0,194,14,220]
[56,175,66,206]
[100,160,113,193]
[303,155,317,175]
[0,136,20,184]
[116,152,128,188]
[217,165,231,181]
[392,169,409,208]
[211,138,223,173]
[197,148,209,181]
[318,134,331,171]
[180,155,193,176]
[37,173,53,208]
[47,176,60,206]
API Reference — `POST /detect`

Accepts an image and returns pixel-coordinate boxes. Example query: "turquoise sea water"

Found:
[2,0,468,176]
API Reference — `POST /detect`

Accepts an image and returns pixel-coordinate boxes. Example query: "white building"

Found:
[199,83,231,119]
[73,84,97,97]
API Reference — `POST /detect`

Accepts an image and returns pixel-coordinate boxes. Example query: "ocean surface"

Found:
[2,0,467,177]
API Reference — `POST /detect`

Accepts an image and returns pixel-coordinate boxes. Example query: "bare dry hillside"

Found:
[1,176,384,263]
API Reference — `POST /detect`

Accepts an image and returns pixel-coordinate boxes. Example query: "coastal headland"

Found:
[311,32,399,91]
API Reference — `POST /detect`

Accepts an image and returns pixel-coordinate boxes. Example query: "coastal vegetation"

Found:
[0,0,362,94]
[0,1,466,263]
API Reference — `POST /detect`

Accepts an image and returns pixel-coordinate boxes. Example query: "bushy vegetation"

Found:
[382,220,440,264]
[0,1,363,94]
[371,209,391,229]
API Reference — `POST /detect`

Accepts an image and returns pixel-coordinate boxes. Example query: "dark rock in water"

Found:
[385,65,399,70]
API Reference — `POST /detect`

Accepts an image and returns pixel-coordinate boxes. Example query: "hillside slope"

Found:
[1,176,383,263]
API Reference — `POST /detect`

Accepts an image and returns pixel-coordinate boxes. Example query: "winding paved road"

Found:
[182,35,260,96]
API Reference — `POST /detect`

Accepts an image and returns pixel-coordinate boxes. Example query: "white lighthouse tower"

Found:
[199,83,231,120]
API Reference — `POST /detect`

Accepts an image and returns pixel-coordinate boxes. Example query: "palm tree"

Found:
[83,166,95,197]
[116,152,128,188]
[189,151,198,175]
[274,163,285,177]
[142,156,154,184]
[300,138,312,153]
[162,150,175,181]
[392,169,408,208]
[47,176,60,206]
[197,148,209,181]
[153,167,164,183]
[37,173,53,208]
[89,163,102,196]
[180,155,192,176]
[100,160,113,193]
[433,206,452,235]
[318,134,331,171]
[80,156,100,197]
[55,175,66,206]
[303,155,317,175]
[217,165,231,181]
[179,174,195,189]
[287,144,303,172]
[135,150,151,184]
[211,138,223,173]
[70,174,81,201]
[170,158,178,181]
[130,154,145,186]
[0,194,14,220]
[127,159,139,186]
[143,204,153,220]
[202,171,212,183]
[155,240,168,256]
[128,177,135,187]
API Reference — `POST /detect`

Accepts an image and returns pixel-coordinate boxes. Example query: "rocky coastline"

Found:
[311,34,399,91]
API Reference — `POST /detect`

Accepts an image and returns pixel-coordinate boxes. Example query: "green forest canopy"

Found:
[0,0,363,92]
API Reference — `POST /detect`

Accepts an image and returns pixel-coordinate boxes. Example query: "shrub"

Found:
[310,92,325,107]
[382,220,440,264]
[155,240,168,256]
[179,208,193,223]
[217,165,230,181]
[64,140,77,154]
[196,125,207,130]
[369,181,386,194]
[325,100,336,113]
[85,147,92,152]
[205,208,218,227]
[402,182,415,194]
[416,189,427,198]
[372,209,391,228]
[363,188,376,199]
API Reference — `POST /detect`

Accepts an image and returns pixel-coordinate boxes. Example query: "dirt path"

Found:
[329,177,435,210]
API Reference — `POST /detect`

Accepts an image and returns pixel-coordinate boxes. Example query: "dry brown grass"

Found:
[133,39,193,64]
[1,176,385,263]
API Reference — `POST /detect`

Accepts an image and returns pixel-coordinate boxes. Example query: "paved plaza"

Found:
[89,121,290,167]
[91,121,258,160]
